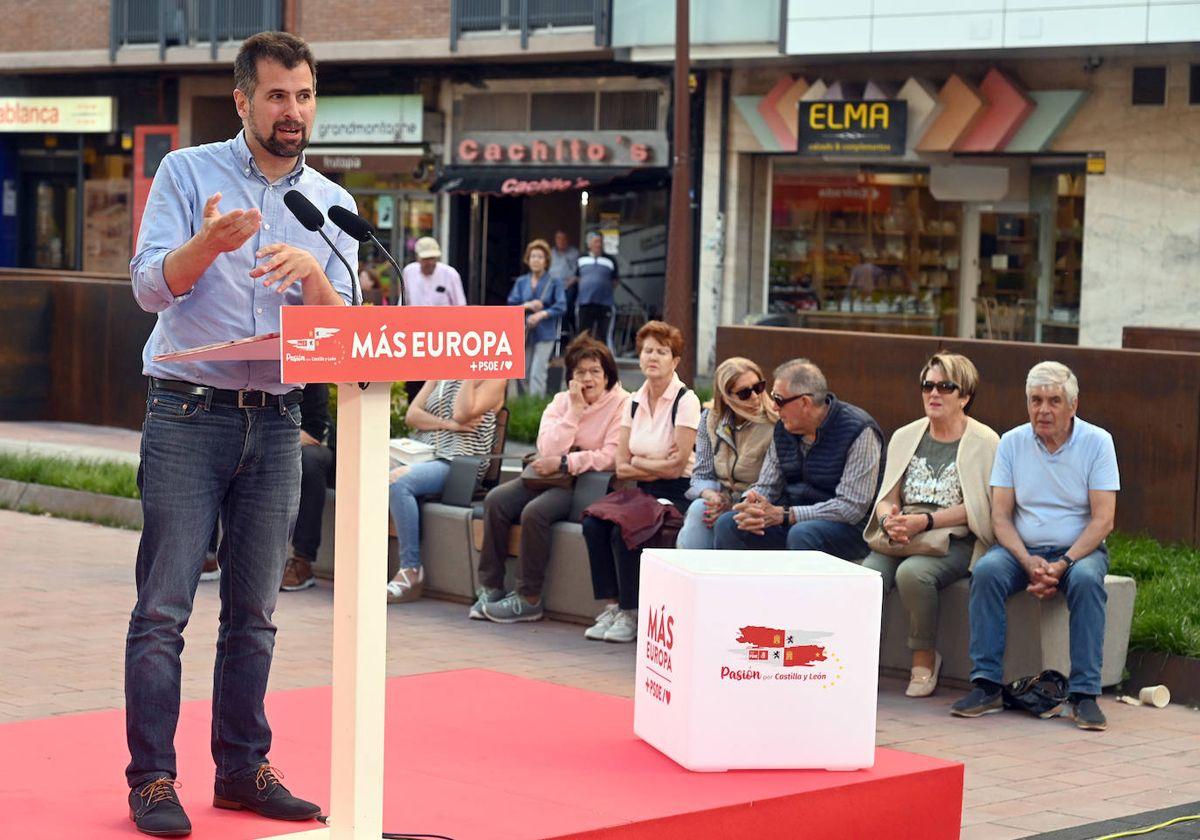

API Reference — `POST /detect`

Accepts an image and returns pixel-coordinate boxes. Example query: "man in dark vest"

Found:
[712,358,883,558]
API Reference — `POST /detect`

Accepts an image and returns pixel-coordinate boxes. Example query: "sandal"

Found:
[386,567,425,604]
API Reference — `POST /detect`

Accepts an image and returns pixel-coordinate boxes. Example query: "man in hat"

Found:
[400,235,466,307]
[399,236,468,400]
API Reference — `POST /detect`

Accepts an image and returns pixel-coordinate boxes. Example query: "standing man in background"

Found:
[400,235,467,402]
[280,383,335,592]
[549,229,580,339]
[575,231,619,348]
[125,31,354,837]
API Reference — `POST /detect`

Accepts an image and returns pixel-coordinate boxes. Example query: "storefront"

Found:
[727,66,1095,345]
[0,95,128,272]
[434,78,670,357]
[306,95,438,304]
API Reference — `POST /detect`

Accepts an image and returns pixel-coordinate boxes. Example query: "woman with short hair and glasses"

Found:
[861,352,999,698]
[676,357,777,549]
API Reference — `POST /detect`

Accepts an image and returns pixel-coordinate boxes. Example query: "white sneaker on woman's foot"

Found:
[584,604,620,640]
[386,567,425,604]
[603,609,638,643]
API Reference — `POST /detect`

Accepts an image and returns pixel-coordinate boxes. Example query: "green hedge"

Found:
[1108,532,1200,658]
[505,394,553,444]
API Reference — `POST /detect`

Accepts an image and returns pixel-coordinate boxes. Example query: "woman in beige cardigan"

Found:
[862,352,999,698]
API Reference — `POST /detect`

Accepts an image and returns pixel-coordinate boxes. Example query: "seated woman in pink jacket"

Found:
[471,332,629,624]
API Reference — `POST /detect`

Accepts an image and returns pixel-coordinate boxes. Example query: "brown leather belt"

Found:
[149,377,303,410]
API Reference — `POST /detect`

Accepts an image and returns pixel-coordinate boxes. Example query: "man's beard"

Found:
[250,110,308,157]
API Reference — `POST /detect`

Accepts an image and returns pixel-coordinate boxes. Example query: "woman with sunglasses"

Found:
[676,357,777,549]
[861,352,999,698]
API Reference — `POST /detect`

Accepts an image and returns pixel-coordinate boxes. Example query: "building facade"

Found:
[615,0,1200,370]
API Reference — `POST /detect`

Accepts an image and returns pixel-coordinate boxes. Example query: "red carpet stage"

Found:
[0,669,962,839]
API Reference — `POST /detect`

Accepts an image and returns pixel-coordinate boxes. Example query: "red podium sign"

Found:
[280,305,525,383]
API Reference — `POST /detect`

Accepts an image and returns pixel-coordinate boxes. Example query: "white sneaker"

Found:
[603,609,638,643]
[584,604,621,641]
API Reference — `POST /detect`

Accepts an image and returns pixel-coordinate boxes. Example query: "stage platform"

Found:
[0,669,962,839]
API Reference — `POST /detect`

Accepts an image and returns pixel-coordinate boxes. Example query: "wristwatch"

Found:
[560,455,569,472]
[784,506,796,527]
[1060,553,1077,570]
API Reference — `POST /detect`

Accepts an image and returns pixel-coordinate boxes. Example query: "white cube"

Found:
[634,549,882,772]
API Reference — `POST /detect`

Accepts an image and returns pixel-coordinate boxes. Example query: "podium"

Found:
[156,305,524,839]
[633,549,882,772]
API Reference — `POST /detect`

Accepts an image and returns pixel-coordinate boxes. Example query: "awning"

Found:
[429,166,670,196]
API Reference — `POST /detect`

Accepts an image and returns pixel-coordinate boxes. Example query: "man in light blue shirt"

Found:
[952,362,1119,731]
[124,32,350,835]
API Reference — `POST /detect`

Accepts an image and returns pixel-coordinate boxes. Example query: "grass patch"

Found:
[506,394,553,444]
[1108,532,1200,658]
[0,451,139,499]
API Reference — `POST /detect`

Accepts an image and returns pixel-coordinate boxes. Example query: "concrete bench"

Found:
[879,574,1136,688]
[315,480,1137,687]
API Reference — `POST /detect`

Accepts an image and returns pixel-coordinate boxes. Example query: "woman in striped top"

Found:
[386,377,506,604]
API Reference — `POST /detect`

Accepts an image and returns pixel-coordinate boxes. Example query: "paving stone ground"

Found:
[3,422,1199,838]
[6,509,1200,839]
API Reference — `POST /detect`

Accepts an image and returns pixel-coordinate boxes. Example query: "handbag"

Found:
[865,506,968,558]
[1002,670,1070,718]
[520,451,575,492]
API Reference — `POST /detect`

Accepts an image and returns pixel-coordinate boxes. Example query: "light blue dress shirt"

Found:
[132,131,359,394]
[990,417,1120,547]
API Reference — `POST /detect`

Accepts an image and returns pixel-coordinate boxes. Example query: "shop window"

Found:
[767,168,961,337]
[1045,172,1085,345]
[1131,66,1167,106]
[530,92,595,131]
[599,91,659,131]
[459,92,527,131]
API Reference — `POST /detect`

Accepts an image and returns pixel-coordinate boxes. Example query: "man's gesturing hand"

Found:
[251,243,326,294]
[199,193,261,254]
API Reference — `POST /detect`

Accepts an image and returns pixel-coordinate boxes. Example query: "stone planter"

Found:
[0,478,142,529]
[1124,649,1200,708]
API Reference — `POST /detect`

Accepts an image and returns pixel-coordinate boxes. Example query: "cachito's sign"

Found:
[280,306,524,383]
[798,100,907,156]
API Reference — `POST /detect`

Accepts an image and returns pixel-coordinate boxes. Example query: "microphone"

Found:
[328,205,408,307]
[283,189,360,307]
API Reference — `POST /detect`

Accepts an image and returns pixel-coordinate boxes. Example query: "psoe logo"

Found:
[642,604,676,708]
[723,624,844,687]
[286,327,340,352]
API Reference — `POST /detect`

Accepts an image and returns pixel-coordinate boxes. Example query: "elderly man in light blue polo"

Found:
[951,361,1119,731]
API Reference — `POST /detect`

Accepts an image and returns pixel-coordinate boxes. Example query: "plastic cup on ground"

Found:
[1138,685,1170,708]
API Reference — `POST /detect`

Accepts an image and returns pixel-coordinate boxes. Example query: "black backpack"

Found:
[1002,670,1070,719]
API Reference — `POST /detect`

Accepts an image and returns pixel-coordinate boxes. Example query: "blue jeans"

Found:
[125,389,301,787]
[388,459,452,569]
[968,543,1109,696]
[711,510,870,560]
[676,497,717,550]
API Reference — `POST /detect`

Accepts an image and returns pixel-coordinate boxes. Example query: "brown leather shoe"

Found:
[199,553,220,582]
[280,557,315,591]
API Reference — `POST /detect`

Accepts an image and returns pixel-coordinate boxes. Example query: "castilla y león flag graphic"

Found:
[737,626,828,667]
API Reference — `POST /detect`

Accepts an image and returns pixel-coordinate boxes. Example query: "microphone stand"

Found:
[369,231,407,307]
[315,225,367,389]
[317,228,361,307]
